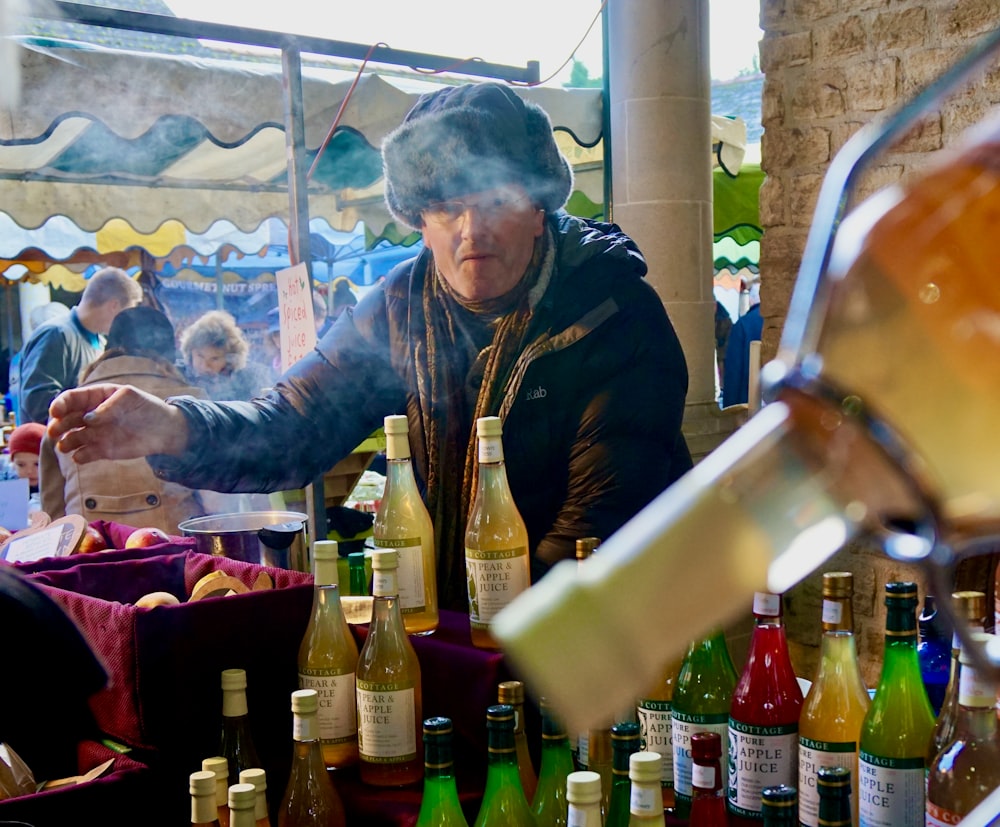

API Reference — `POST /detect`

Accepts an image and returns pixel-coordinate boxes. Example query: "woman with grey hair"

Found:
[179,310,268,401]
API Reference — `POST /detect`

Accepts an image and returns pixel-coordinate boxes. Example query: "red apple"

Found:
[76,524,109,554]
[125,526,171,549]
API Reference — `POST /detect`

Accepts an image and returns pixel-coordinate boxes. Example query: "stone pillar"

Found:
[606,0,741,461]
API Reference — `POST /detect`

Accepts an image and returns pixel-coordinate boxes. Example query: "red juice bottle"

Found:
[727,592,803,825]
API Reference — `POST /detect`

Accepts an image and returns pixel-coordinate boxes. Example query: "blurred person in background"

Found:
[7,301,70,423]
[179,309,269,402]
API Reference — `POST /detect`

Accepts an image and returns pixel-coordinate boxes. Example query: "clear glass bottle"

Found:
[373,414,439,635]
[202,756,231,827]
[688,731,728,827]
[190,770,223,827]
[929,590,987,762]
[238,768,271,827]
[728,592,803,825]
[356,548,423,786]
[297,539,359,769]
[219,669,262,790]
[816,767,852,827]
[627,751,665,826]
[229,782,258,827]
[415,717,471,827]
[760,785,797,827]
[606,721,641,827]
[566,771,604,827]
[465,416,531,650]
[858,582,935,827]
[277,689,347,827]
[917,594,952,717]
[637,655,683,811]
[926,633,1000,825]
[671,630,738,821]
[497,680,537,802]
[798,572,870,827]
[472,704,536,827]
[532,697,576,827]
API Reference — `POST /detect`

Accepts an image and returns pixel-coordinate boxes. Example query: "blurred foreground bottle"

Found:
[202,756,231,827]
[497,680,536,802]
[219,669,262,790]
[414,717,470,827]
[374,414,438,635]
[728,592,802,825]
[628,751,665,826]
[573,537,600,774]
[465,416,531,650]
[606,721,641,827]
[277,689,346,827]
[929,590,987,760]
[858,582,934,827]
[926,633,1000,825]
[798,572,869,827]
[566,771,604,827]
[637,655,682,811]
[671,630,738,820]
[532,698,575,827]
[688,731,728,827]
[238,768,270,827]
[297,540,359,768]
[356,549,423,786]
[190,770,222,827]
[816,767,852,827]
[473,704,535,827]
[917,594,951,716]
[759,785,796,827]
[229,783,258,827]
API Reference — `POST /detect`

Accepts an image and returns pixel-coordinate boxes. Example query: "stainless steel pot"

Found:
[178,511,309,571]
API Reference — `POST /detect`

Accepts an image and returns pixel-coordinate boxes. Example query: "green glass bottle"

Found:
[473,704,536,827]
[670,629,738,820]
[606,722,641,827]
[531,698,576,827]
[858,582,935,827]
[348,551,369,596]
[415,717,471,827]
[760,785,797,827]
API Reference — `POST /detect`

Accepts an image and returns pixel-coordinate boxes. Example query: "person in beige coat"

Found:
[40,306,207,534]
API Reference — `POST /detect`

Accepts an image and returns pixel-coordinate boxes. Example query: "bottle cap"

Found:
[628,751,662,783]
[953,590,987,623]
[610,721,640,743]
[477,416,503,438]
[566,770,602,805]
[885,581,918,605]
[189,770,217,796]
[691,731,721,762]
[486,703,515,730]
[423,716,453,736]
[575,537,599,560]
[372,549,398,571]
[291,688,318,715]
[313,540,339,561]
[349,551,366,567]
[228,782,257,810]
[238,767,265,792]
[761,785,797,807]
[221,668,247,691]
[817,766,850,791]
[202,756,228,778]
[821,571,853,598]
[384,414,409,434]
[497,680,524,705]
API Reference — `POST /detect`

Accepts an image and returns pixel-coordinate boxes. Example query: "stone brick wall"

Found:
[748,0,1000,684]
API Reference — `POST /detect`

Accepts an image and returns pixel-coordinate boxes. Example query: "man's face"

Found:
[420,184,544,301]
[191,346,228,377]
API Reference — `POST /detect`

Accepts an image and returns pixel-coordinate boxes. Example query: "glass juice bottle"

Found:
[532,697,575,827]
[297,539,359,768]
[497,680,537,802]
[916,595,951,717]
[637,655,683,811]
[203,756,231,827]
[926,633,1000,826]
[858,582,935,827]
[727,592,803,825]
[415,717,471,827]
[238,768,271,827]
[606,721,642,827]
[465,415,531,650]
[816,766,852,827]
[566,771,604,827]
[190,770,223,827]
[671,630,738,820]
[219,669,262,789]
[473,704,536,827]
[798,572,870,827]
[228,783,258,827]
[356,549,423,786]
[374,414,439,635]
[628,751,666,826]
[688,731,728,827]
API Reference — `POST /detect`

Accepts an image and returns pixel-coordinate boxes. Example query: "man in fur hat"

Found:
[47,83,692,610]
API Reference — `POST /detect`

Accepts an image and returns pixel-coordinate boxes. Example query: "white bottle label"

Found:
[753,592,781,616]
[726,720,798,817]
[356,683,417,761]
[958,661,993,707]
[822,599,843,625]
[858,752,925,827]
[465,546,530,627]
[299,671,357,742]
[798,737,856,827]
[576,731,589,768]
[374,539,425,612]
[637,700,674,785]
[926,800,963,826]
[671,711,729,800]
[567,804,600,827]
[691,762,715,790]
[629,784,659,815]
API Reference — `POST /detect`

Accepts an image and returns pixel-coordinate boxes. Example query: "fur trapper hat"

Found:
[382,82,573,229]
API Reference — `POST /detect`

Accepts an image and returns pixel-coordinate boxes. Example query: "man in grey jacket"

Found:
[47,83,691,609]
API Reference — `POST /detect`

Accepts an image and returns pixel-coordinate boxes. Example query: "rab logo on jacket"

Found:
[526,386,547,401]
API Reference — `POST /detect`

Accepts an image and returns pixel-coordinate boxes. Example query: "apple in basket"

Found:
[124,526,171,549]
[76,524,109,554]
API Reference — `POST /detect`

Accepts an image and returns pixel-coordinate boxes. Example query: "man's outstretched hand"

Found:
[47,384,190,464]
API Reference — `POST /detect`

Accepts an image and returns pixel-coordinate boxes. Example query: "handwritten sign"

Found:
[275,263,317,372]
[0,477,29,531]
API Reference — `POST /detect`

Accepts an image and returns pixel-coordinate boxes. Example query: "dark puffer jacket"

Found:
[151,212,692,603]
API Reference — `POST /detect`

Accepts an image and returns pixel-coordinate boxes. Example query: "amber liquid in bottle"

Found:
[497,680,537,802]
[465,416,531,650]
[374,414,439,636]
[238,768,271,827]
[637,655,682,811]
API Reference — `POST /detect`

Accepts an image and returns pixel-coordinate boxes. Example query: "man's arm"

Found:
[18,327,70,423]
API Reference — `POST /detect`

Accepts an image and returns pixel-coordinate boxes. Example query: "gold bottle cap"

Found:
[221,668,247,691]
[822,571,853,598]
[313,540,339,561]
[497,680,525,705]
[238,767,265,792]
[189,770,217,796]
[291,688,318,715]
[201,756,228,778]
[372,549,398,571]
[228,783,257,811]
[953,590,987,622]
[629,750,662,783]
[477,416,503,438]
[383,414,409,434]
[576,537,600,560]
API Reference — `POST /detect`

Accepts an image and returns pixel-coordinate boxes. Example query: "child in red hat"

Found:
[8,422,45,495]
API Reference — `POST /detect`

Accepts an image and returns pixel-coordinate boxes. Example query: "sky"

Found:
[163,0,763,84]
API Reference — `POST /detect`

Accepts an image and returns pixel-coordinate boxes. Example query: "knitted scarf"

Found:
[415,227,556,610]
